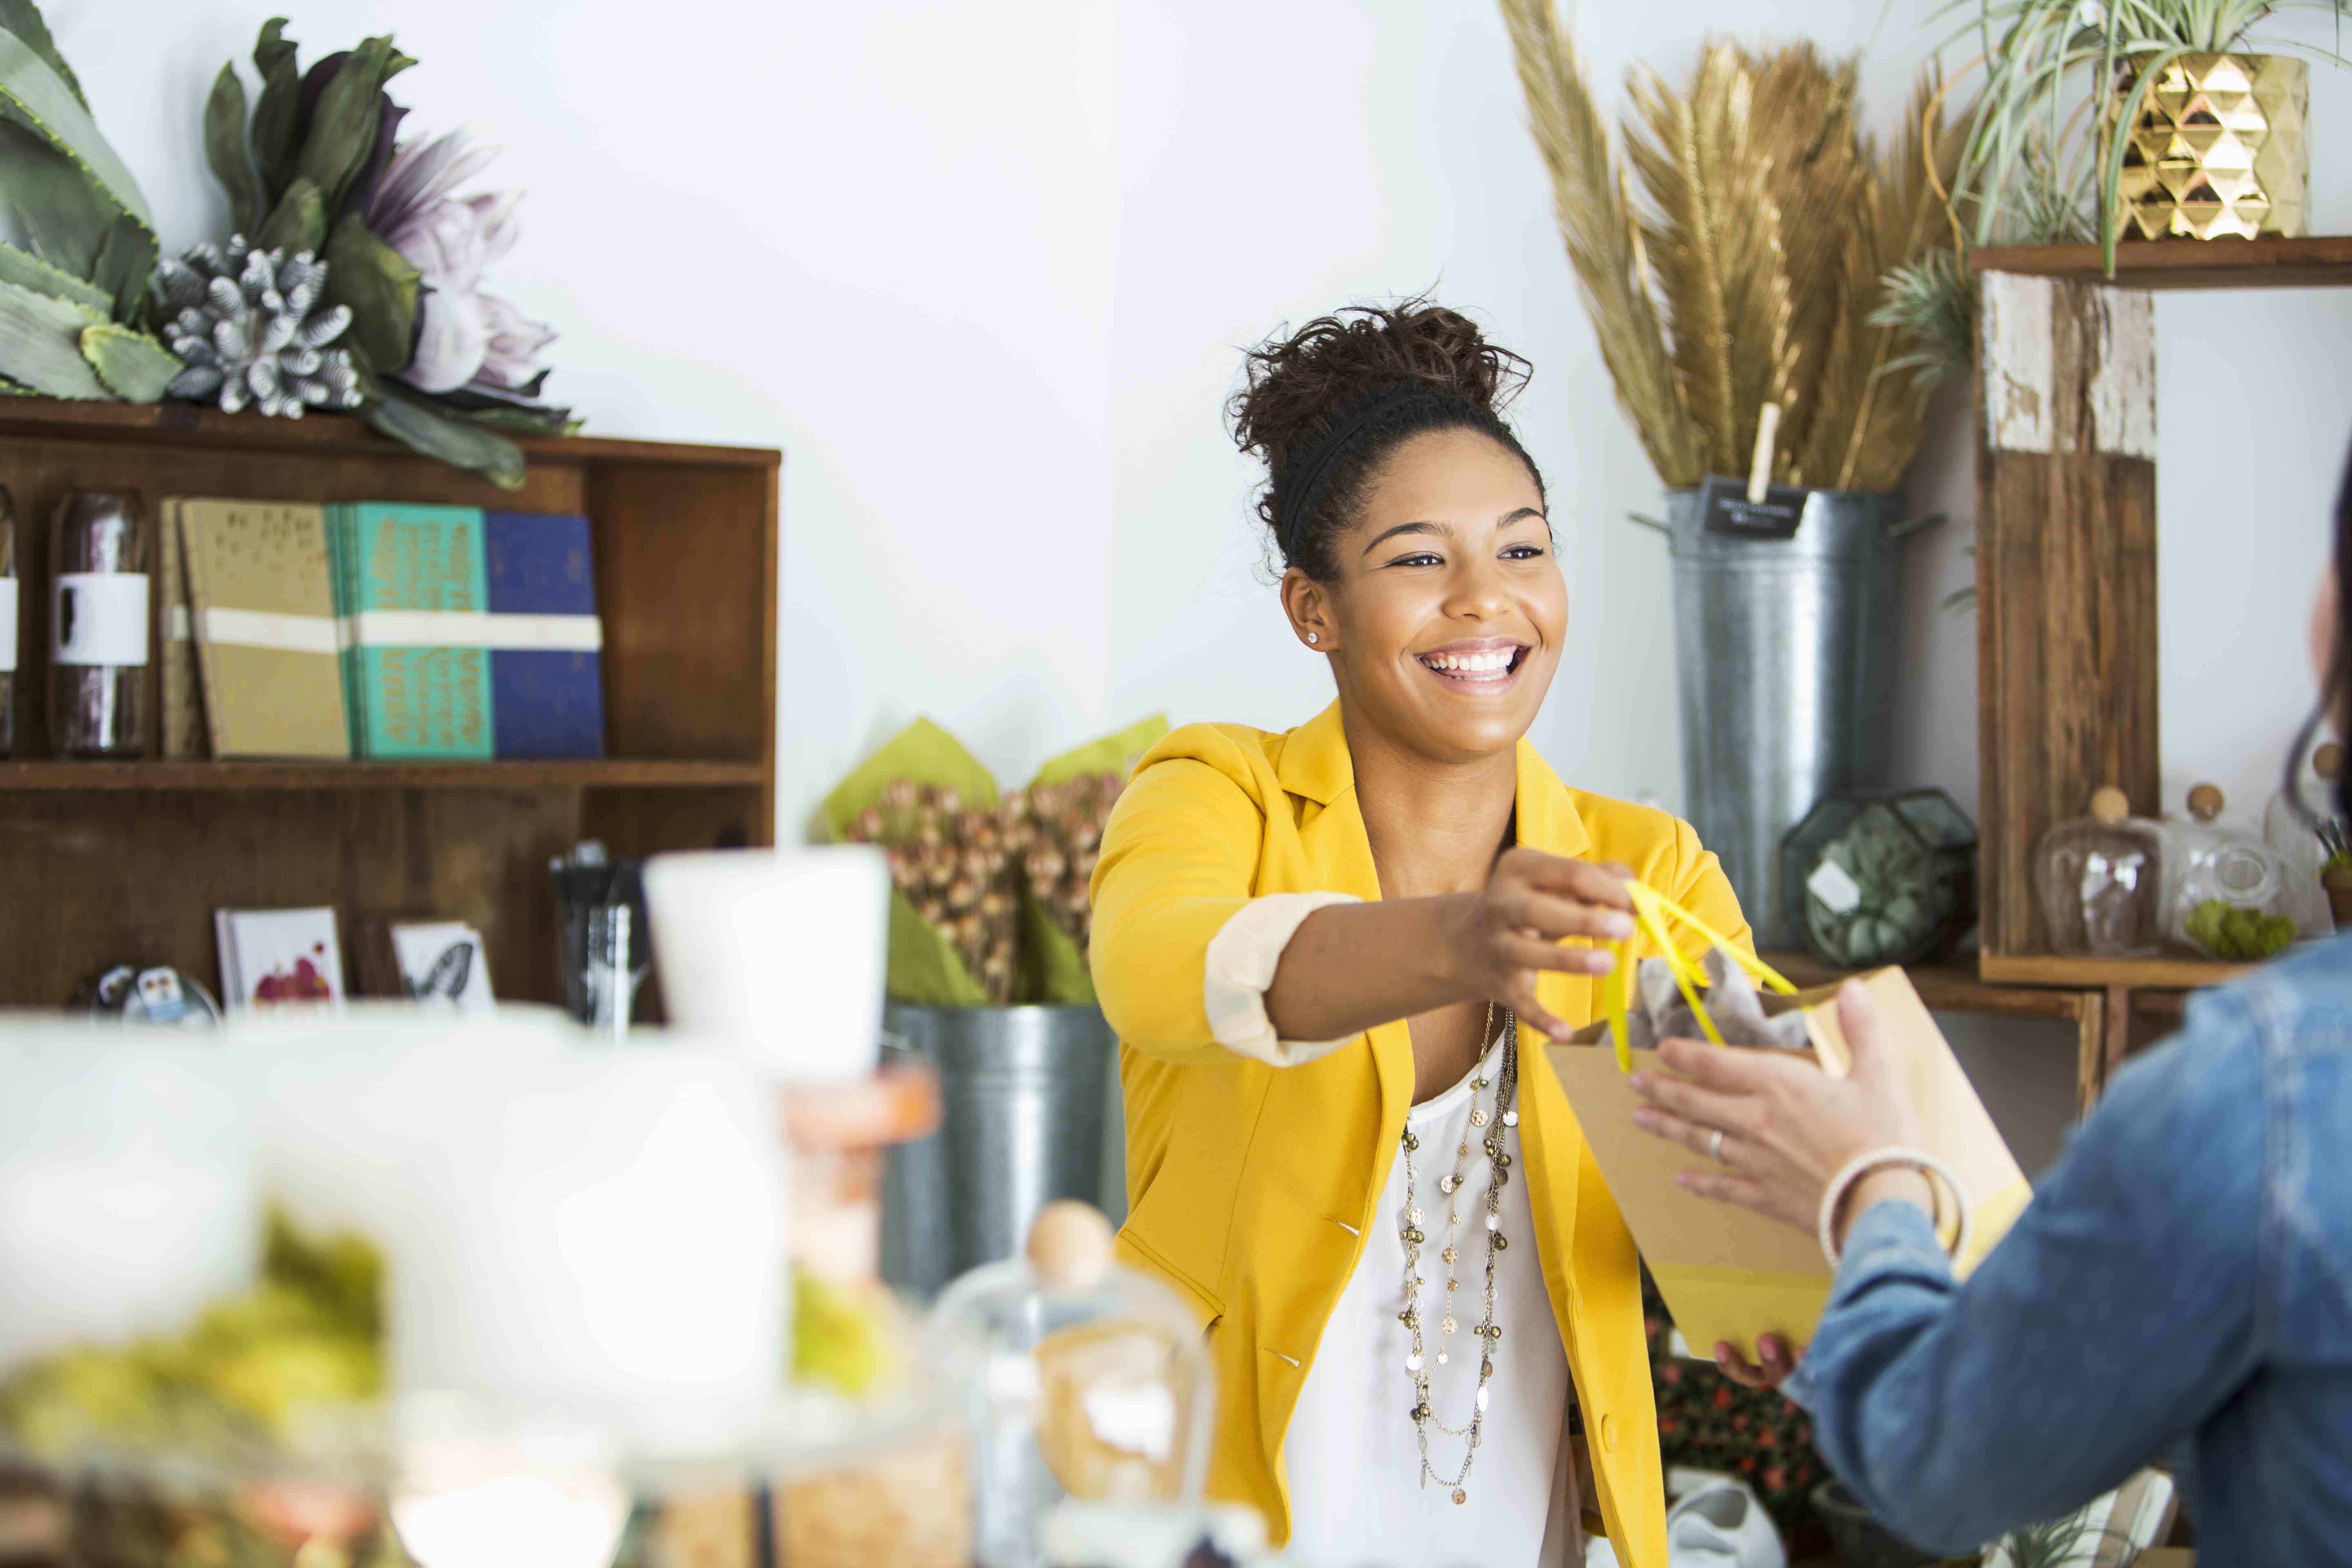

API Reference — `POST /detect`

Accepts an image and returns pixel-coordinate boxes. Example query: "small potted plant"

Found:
[1940,0,2348,274]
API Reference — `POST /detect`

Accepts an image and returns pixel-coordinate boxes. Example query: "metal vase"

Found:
[1666,488,1907,951]
[881,1002,1116,1298]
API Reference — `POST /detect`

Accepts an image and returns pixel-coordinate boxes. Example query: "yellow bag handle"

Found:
[1602,882,1797,1072]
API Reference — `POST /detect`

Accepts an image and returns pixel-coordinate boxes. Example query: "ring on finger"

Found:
[1707,1127,1726,1164]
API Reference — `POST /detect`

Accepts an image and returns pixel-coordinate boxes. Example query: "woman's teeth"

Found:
[1420,649,1518,677]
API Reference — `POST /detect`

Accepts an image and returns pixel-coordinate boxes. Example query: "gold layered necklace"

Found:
[1396,1000,1520,1505]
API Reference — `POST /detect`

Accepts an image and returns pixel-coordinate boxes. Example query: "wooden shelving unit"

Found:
[0,399,779,1010]
[1969,234,2349,1105]
[1971,234,2352,289]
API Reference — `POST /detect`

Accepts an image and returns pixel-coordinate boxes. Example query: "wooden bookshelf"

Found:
[0,758,767,791]
[1971,234,2352,290]
[0,399,779,1010]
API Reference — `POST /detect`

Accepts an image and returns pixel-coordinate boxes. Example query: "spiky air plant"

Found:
[1496,1,1970,492]
[155,237,362,417]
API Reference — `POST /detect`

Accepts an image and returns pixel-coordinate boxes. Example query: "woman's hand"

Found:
[1451,847,1637,1040]
[1627,981,1933,1243]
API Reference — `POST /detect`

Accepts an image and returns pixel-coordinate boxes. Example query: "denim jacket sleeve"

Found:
[1781,989,2269,1555]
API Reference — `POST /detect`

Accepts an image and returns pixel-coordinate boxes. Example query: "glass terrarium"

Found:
[1779,788,1977,969]
[2163,783,2296,961]
[2035,787,2167,956]
[928,1203,1213,1568]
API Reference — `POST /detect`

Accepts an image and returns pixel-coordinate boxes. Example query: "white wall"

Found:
[58,1,2352,1163]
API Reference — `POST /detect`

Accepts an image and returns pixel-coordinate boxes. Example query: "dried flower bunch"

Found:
[850,780,1030,1004]
[1497,0,1969,492]
[844,770,1131,1003]
[1024,772,1125,954]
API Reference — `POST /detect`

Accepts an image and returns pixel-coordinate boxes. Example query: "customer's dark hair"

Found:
[2289,435,2352,824]
[1228,301,1544,580]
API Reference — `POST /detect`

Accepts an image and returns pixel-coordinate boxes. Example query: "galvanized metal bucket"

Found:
[880,1002,1116,1298]
[1659,488,1925,951]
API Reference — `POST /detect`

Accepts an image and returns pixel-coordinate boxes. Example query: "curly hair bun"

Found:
[1228,300,1539,577]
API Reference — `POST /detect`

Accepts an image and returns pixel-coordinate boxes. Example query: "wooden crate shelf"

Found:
[0,398,779,1010]
[0,759,767,791]
[1977,953,2253,990]
[1971,234,2352,290]
[1759,951,2098,1021]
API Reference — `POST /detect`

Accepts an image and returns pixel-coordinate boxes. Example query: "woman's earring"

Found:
[1306,632,1319,644]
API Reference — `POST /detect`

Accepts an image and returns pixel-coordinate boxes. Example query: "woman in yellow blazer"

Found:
[1089,303,1748,1568]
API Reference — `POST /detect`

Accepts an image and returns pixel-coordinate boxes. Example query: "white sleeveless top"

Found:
[1278,1030,1575,1568]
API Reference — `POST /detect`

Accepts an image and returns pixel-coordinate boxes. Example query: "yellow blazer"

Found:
[1088,702,1749,1566]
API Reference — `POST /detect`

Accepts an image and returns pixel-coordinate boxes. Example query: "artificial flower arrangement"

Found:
[0,4,568,487]
[824,716,1168,1007]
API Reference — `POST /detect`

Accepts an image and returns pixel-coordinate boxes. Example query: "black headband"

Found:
[1275,385,1461,563]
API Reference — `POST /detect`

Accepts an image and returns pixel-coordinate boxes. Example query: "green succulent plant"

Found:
[0,2,183,401]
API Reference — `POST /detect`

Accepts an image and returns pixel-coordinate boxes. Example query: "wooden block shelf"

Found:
[1971,234,2352,290]
[0,399,779,1010]
[1976,953,2252,990]
[0,759,768,791]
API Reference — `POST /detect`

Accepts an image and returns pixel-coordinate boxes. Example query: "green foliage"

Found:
[80,321,182,400]
[0,2,179,399]
[2185,898,2296,961]
[324,213,419,371]
[203,61,262,234]
[791,1270,897,1396]
[0,1205,386,1459]
[254,174,327,256]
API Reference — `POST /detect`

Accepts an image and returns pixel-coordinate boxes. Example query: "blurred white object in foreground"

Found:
[644,845,890,1083]
[227,1005,789,1448]
[0,1020,258,1370]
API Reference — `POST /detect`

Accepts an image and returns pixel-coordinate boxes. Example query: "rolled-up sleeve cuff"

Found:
[1783,1199,1953,1411]
[1203,892,1364,1066]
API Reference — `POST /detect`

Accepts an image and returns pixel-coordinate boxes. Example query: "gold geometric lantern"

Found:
[2116,52,2309,241]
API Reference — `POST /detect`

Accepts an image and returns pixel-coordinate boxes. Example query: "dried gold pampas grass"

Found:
[1499,0,1968,492]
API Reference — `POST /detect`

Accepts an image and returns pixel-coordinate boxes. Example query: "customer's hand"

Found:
[1451,848,1636,1040]
[1627,981,1932,1242]
[1712,1334,1798,1391]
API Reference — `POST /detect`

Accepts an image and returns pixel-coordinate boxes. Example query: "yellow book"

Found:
[180,499,349,759]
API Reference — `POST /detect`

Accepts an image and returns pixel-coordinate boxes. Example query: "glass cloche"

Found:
[1780,788,1977,969]
[929,1202,1214,1568]
[2265,740,2346,940]
[2163,783,2296,960]
[2035,787,2167,956]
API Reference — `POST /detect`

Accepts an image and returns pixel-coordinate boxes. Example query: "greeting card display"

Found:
[213,906,346,1014]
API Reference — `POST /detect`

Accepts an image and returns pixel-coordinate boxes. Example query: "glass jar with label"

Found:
[0,484,17,755]
[47,488,149,757]
[929,1201,1214,1568]
[2034,786,2167,956]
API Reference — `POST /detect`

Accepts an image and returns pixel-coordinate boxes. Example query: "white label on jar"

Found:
[51,572,149,666]
[1807,857,1863,915]
[0,578,16,673]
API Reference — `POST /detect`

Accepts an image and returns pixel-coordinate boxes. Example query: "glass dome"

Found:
[2035,787,2167,957]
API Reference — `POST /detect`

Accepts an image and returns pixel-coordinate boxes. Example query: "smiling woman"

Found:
[1085,302,1753,1567]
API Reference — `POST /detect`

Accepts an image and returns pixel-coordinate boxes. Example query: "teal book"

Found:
[342,502,494,759]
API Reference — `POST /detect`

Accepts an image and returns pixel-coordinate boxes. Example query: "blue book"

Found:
[483,511,606,759]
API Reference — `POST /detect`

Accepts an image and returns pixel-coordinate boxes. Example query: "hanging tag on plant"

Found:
[1697,474,1807,540]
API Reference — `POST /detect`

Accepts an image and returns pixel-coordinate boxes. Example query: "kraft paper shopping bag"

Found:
[1548,966,2034,1363]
